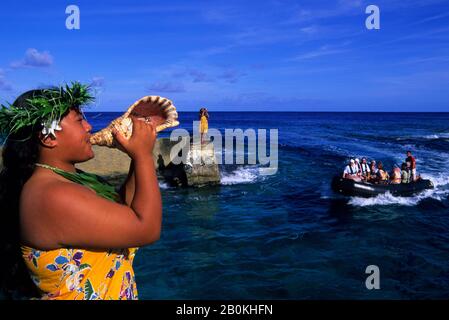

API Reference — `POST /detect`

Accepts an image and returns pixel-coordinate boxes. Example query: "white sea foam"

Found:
[220,166,260,185]
[349,192,425,207]
[159,181,170,189]
[348,174,449,207]
[431,174,449,187]
[396,133,449,141]
[423,133,449,139]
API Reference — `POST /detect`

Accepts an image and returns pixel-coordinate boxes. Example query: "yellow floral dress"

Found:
[21,245,139,300]
[200,115,208,133]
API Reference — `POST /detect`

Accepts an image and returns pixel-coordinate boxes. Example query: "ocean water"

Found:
[86,112,449,299]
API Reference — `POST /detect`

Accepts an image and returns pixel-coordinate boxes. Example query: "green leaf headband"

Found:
[0,81,95,141]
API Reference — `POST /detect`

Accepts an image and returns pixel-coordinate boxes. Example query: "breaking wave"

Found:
[159,181,170,189]
[220,166,261,185]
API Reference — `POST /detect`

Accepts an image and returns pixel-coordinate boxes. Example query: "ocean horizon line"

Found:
[84,110,449,114]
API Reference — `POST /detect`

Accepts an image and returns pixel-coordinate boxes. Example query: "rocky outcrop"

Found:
[183,141,221,187]
[0,138,221,188]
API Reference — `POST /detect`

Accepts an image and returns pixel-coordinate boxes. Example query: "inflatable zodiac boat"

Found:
[331,176,434,198]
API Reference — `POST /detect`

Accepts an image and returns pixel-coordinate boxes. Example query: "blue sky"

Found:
[0,0,448,111]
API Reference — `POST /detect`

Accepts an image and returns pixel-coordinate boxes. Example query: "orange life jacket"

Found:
[391,168,401,183]
[379,169,389,181]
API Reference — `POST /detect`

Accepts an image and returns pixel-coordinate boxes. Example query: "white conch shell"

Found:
[90,96,180,148]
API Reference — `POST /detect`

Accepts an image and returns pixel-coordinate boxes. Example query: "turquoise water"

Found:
[86,112,449,299]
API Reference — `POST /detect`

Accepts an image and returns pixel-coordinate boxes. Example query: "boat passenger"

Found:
[406,151,417,181]
[354,158,362,175]
[369,160,378,174]
[391,166,401,184]
[360,158,371,180]
[376,162,390,183]
[343,159,361,181]
[401,163,410,184]
[368,160,378,183]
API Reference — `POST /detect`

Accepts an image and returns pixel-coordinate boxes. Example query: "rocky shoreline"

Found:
[0,138,220,188]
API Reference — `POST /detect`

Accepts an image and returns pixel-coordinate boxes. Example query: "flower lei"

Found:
[0,82,94,141]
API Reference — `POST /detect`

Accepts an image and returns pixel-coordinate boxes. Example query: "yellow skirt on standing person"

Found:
[200,115,208,133]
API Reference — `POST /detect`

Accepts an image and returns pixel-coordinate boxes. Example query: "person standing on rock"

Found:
[199,107,209,145]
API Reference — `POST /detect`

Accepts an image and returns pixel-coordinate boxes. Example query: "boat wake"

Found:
[348,174,449,207]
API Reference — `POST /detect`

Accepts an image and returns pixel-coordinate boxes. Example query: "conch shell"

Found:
[90,96,179,148]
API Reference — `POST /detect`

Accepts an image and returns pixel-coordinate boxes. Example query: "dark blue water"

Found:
[85,112,449,299]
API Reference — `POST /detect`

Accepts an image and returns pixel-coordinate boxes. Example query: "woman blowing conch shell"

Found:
[90,96,180,148]
[0,83,169,300]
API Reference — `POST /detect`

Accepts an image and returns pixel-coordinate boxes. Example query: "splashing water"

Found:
[348,173,449,207]
[220,166,261,185]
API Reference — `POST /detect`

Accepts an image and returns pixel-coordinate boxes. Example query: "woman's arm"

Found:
[118,160,136,207]
[20,117,162,250]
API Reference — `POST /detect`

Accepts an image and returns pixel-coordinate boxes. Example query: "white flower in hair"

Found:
[41,119,62,138]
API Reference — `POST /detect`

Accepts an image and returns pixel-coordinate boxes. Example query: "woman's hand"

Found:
[112,116,157,160]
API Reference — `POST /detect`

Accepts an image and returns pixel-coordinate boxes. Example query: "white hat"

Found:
[355,158,360,163]
[350,159,355,163]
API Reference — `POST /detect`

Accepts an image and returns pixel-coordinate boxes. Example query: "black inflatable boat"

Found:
[331,175,434,198]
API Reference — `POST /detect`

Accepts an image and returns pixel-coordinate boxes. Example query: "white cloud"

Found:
[397,56,449,65]
[201,6,245,25]
[170,66,249,84]
[147,81,186,93]
[188,69,213,83]
[291,47,346,60]
[412,11,449,25]
[85,5,196,17]
[172,68,214,83]
[10,48,54,69]
[0,77,12,91]
[218,69,247,83]
[91,77,105,87]
[338,0,363,8]
[290,40,352,61]
[300,25,319,34]
[0,69,12,91]
[215,91,329,109]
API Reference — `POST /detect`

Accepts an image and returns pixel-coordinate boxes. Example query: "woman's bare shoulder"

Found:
[19,171,96,249]
[21,170,102,215]
[22,171,74,203]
